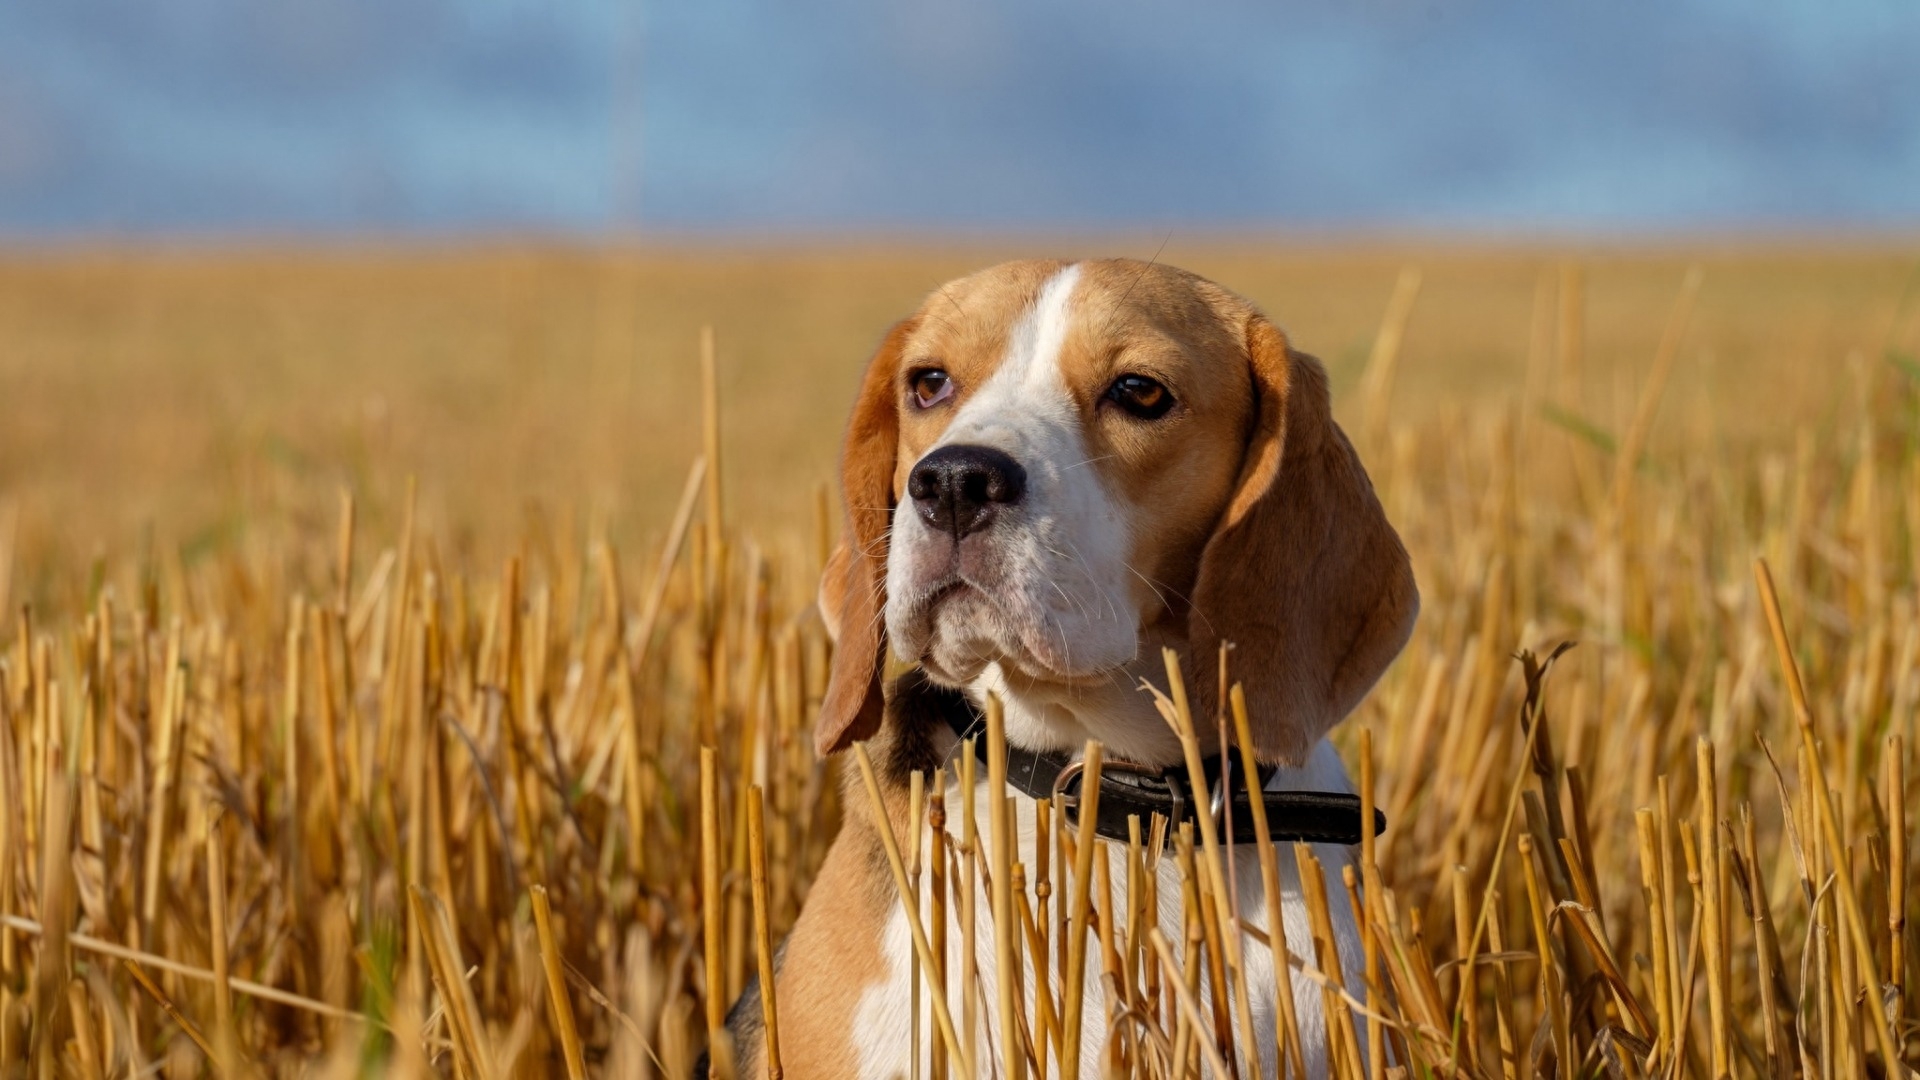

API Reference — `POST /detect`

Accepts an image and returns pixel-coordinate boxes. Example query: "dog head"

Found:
[815,259,1417,767]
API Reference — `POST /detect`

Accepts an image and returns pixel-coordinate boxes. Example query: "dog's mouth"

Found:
[903,575,1133,686]
[920,579,974,611]
[897,576,982,634]
[909,578,1001,641]
[898,575,1015,673]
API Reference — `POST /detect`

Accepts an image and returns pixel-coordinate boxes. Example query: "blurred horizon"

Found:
[3,1,1918,241]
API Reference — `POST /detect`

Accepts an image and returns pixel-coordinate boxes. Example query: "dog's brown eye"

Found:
[1107,375,1174,419]
[911,369,954,409]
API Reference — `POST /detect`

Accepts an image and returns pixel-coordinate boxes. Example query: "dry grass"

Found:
[0,242,1918,1078]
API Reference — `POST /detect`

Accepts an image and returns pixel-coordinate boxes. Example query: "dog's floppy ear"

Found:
[816,317,918,757]
[1187,312,1419,765]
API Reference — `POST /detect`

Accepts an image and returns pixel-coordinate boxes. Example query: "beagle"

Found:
[722,259,1417,1079]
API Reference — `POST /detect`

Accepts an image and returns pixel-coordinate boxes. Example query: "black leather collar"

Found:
[943,701,1384,847]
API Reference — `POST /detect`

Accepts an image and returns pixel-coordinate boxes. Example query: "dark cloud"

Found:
[0,0,1915,235]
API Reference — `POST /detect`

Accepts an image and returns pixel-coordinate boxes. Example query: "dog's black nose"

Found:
[908,444,1026,540]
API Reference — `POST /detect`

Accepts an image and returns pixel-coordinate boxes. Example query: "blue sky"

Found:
[1,1,1916,237]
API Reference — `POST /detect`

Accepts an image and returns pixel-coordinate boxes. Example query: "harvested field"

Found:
[0,243,1916,1077]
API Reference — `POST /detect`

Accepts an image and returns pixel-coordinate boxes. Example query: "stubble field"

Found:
[0,241,1916,1078]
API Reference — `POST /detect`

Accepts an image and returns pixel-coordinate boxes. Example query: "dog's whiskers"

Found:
[1061,453,1116,473]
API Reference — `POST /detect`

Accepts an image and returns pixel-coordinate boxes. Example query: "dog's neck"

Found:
[929,663,1359,822]
[964,657,1187,768]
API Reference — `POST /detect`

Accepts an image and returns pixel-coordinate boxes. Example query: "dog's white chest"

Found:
[850,740,1369,1080]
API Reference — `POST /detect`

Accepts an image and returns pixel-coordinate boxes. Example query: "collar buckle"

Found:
[1051,757,1183,838]
[1209,756,1233,829]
